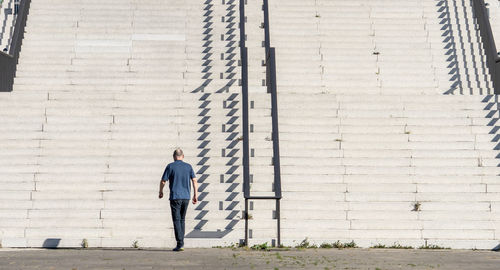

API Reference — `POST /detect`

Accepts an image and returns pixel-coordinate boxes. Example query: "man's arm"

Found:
[159,180,166,199]
[191,178,198,204]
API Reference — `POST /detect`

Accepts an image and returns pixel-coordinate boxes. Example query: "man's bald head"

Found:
[173,148,184,161]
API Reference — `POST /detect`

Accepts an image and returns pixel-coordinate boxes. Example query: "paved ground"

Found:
[0,248,499,270]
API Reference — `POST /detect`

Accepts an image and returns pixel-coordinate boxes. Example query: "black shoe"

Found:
[173,247,184,252]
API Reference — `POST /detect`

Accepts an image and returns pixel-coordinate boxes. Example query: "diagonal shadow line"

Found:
[481,95,500,168]
[451,0,472,93]
[437,0,463,94]
[187,0,241,239]
[460,0,482,92]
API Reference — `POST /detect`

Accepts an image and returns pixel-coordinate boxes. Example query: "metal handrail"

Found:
[240,0,282,247]
[263,0,282,201]
[0,0,30,92]
[472,0,500,93]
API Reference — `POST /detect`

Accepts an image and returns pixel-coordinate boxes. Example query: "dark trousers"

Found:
[170,199,189,248]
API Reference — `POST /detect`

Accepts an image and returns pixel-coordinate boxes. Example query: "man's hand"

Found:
[159,180,166,199]
[191,178,198,204]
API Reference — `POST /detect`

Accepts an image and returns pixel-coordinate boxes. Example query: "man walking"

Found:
[159,149,198,251]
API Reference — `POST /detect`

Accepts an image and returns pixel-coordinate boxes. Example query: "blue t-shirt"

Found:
[161,160,196,200]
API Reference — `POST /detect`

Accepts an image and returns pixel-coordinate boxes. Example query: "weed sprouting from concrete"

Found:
[389,243,413,249]
[251,242,270,251]
[419,244,450,250]
[320,243,334,249]
[81,239,89,249]
[132,240,139,249]
[332,240,357,249]
[296,238,317,249]
[213,243,239,249]
[315,240,359,249]
[412,202,422,211]
[372,243,414,249]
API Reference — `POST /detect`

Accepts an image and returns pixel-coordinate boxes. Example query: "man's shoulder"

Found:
[169,161,192,169]
[180,162,193,170]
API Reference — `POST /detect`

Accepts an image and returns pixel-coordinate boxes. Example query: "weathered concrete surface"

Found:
[0,248,499,270]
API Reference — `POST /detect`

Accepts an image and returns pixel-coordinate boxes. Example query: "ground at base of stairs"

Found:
[0,248,498,270]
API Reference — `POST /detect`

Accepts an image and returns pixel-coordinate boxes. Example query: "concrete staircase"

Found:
[1,0,500,249]
[0,0,248,248]
[263,0,500,249]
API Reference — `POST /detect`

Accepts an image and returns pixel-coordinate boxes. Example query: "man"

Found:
[159,149,198,251]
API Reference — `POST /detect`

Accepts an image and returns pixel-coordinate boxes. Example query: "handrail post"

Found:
[245,198,249,246]
[276,199,281,247]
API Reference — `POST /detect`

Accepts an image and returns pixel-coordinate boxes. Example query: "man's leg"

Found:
[170,200,182,248]
[179,199,189,248]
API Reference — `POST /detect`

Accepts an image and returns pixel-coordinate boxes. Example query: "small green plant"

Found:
[331,240,358,249]
[275,252,283,260]
[343,240,357,248]
[213,243,239,249]
[389,243,413,249]
[251,242,270,251]
[295,238,317,249]
[419,244,449,250]
[413,202,421,212]
[81,239,88,249]
[372,242,413,249]
[132,240,139,249]
[320,243,334,249]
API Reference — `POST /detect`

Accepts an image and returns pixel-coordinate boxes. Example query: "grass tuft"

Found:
[419,244,450,250]
[251,242,270,251]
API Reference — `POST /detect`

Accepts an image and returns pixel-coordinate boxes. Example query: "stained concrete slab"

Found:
[0,248,499,270]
